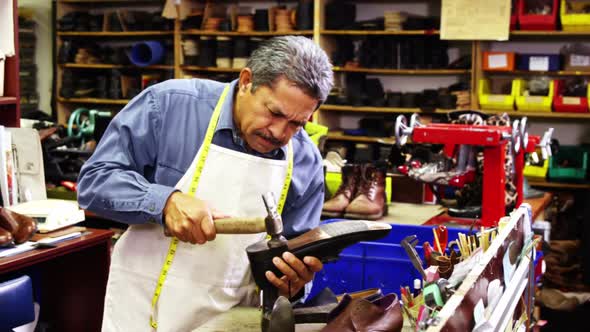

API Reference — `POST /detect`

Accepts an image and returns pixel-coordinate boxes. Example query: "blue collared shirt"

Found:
[77,78,325,238]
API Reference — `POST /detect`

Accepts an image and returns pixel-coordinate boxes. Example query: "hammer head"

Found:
[262,192,283,236]
[262,192,287,249]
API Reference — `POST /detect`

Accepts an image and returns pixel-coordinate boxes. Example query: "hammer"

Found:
[164,192,284,236]
[215,192,284,239]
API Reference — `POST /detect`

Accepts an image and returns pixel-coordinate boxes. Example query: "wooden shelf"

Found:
[321,29,439,35]
[0,97,18,105]
[57,31,173,37]
[58,97,129,105]
[58,0,161,3]
[484,69,590,76]
[333,67,470,75]
[326,132,396,145]
[181,66,241,73]
[481,109,590,119]
[61,63,173,70]
[529,181,590,189]
[320,105,590,119]
[320,104,452,114]
[511,30,590,36]
[181,30,313,36]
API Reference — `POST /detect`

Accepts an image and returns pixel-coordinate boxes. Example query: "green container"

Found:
[548,146,588,181]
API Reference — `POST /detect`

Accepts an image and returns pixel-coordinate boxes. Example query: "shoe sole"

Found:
[343,212,383,220]
[321,211,344,218]
[343,199,389,221]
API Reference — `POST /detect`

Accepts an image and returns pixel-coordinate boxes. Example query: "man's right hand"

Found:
[163,192,226,244]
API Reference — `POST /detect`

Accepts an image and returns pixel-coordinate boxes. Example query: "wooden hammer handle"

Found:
[214,217,266,234]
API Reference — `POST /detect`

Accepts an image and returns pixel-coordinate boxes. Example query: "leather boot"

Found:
[0,226,14,247]
[322,165,361,218]
[344,164,387,220]
[0,208,37,244]
[321,293,402,332]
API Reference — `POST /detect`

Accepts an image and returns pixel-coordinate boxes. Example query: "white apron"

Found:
[102,85,293,332]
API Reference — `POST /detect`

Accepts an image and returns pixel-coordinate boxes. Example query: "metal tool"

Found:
[246,206,392,331]
[423,278,453,307]
[164,192,283,236]
[401,235,426,279]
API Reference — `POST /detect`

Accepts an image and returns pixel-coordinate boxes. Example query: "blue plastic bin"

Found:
[309,221,463,299]
[517,54,561,71]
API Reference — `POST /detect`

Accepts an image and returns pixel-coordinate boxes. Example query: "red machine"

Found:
[394,114,553,227]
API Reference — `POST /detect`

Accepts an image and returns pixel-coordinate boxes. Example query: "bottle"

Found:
[413,278,422,297]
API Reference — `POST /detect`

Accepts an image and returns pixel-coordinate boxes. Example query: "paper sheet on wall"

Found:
[0,0,15,57]
[441,0,511,41]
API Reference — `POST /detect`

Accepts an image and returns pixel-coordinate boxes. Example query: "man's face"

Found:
[235,74,318,154]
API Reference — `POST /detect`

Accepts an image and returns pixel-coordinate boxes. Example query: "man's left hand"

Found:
[265,252,323,298]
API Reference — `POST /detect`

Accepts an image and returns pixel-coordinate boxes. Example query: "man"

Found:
[77,36,333,331]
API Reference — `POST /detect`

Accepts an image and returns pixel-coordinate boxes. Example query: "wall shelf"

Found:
[320,104,453,114]
[511,30,590,36]
[333,67,470,75]
[326,132,396,145]
[0,97,18,106]
[57,31,173,37]
[181,66,241,73]
[528,181,590,189]
[481,110,590,119]
[484,70,590,76]
[57,97,130,105]
[181,30,313,37]
[61,63,174,70]
[321,30,439,35]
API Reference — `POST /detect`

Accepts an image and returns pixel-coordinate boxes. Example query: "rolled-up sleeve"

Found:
[77,88,176,225]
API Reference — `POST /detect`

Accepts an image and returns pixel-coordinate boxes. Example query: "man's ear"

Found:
[238,68,253,92]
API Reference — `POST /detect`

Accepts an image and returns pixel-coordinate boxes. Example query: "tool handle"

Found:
[214,217,266,234]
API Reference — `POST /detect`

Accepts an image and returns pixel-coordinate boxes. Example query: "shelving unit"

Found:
[54,0,176,124]
[52,0,590,144]
[326,132,396,145]
[180,30,313,36]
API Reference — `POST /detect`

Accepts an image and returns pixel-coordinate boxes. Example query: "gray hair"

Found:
[246,36,334,105]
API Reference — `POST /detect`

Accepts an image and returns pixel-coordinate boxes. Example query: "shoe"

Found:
[0,226,14,247]
[293,287,383,324]
[322,165,361,218]
[321,293,402,332]
[0,208,37,244]
[536,288,579,311]
[344,164,387,220]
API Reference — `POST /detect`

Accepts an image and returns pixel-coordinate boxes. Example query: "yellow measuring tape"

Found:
[149,84,293,329]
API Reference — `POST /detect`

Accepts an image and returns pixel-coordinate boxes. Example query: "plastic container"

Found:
[478,78,519,110]
[548,145,588,181]
[563,53,590,71]
[129,41,165,67]
[517,54,561,71]
[309,222,463,299]
[553,80,590,113]
[560,0,590,31]
[518,0,558,30]
[515,78,556,112]
[483,52,516,71]
[524,158,549,181]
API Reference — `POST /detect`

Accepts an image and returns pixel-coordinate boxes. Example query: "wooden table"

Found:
[0,228,114,332]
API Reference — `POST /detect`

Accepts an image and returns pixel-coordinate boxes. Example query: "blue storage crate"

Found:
[517,54,561,71]
[308,221,463,299]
